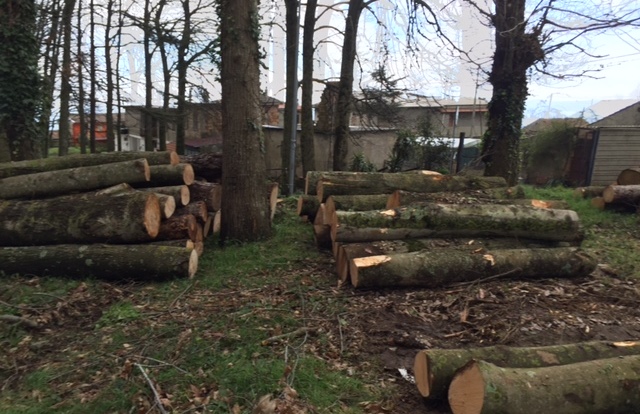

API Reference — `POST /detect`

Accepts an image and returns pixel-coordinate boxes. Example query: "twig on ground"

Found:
[0,314,39,329]
[170,282,196,308]
[132,355,188,374]
[134,363,168,414]
[261,327,313,346]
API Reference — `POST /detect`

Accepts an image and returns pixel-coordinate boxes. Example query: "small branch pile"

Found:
[415,340,640,414]
[298,170,596,289]
[0,151,234,281]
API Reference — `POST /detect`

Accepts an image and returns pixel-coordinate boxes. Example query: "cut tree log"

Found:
[331,204,583,244]
[134,163,194,187]
[325,194,389,221]
[0,151,178,179]
[336,238,576,284]
[0,244,197,280]
[317,174,508,202]
[448,355,640,414]
[173,200,208,225]
[268,182,279,221]
[140,185,190,206]
[297,195,321,222]
[0,192,160,246]
[414,340,640,400]
[349,247,596,289]
[386,187,525,209]
[314,203,327,226]
[155,194,176,219]
[602,184,640,205]
[155,214,198,242]
[313,224,332,250]
[188,181,221,211]
[180,152,222,182]
[305,171,364,195]
[148,239,204,257]
[573,186,606,199]
[94,182,134,196]
[0,158,150,200]
[211,210,221,234]
[617,167,640,185]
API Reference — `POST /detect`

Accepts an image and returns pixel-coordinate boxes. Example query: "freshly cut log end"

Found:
[168,151,180,165]
[212,210,221,234]
[144,194,161,238]
[617,167,640,185]
[156,214,198,242]
[448,361,485,414]
[268,182,279,221]
[188,182,221,211]
[155,194,176,219]
[187,249,198,278]
[182,164,195,185]
[413,350,430,398]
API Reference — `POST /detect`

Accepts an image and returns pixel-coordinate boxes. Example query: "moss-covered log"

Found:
[173,201,208,225]
[602,184,640,205]
[180,152,222,182]
[317,174,507,202]
[325,195,389,222]
[140,185,190,206]
[297,195,320,222]
[155,214,198,242]
[617,167,640,185]
[0,151,178,179]
[0,244,197,280]
[415,340,640,400]
[304,171,363,195]
[134,163,194,187]
[0,192,160,246]
[448,355,640,414]
[188,182,221,211]
[0,159,150,200]
[349,247,596,289]
[148,238,203,256]
[336,238,575,284]
[387,187,525,208]
[573,186,606,199]
[314,204,327,225]
[331,204,583,244]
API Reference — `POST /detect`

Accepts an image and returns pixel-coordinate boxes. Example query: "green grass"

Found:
[47,147,82,156]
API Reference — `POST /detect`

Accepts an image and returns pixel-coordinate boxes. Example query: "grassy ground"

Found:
[1,187,639,413]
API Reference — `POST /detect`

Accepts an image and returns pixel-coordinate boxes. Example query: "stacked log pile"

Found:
[299,171,595,289]
[0,151,279,281]
[576,167,640,213]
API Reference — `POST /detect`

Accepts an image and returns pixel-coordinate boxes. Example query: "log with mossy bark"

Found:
[305,170,443,195]
[132,163,194,187]
[155,214,198,242]
[0,244,197,280]
[297,195,321,222]
[148,239,204,257]
[316,174,508,202]
[386,187,526,209]
[336,238,577,284]
[448,355,640,414]
[325,195,389,222]
[573,185,606,199]
[188,181,221,211]
[602,184,640,206]
[0,151,178,179]
[0,158,151,200]
[414,340,640,400]
[349,247,596,289]
[140,185,190,206]
[0,192,160,246]
[331,204,584,244]
[180,152,222,182]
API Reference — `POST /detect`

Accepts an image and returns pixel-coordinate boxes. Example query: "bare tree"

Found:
[58,0,77,156]
[299,0,317,178]
[218,0,272,243]
[281,0,300,194]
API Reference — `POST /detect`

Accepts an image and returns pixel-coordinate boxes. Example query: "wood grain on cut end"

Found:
[448,361,484,414]
[413,351,430,398]
[188,249,198,278]
[182,164,195,185]
[386,191,400,209]
[350,255,391,288]
[143,193,161,238]
[168,151,180,165]
[180,185,191,206]
[140,158,151,181]
[155,193,176,219]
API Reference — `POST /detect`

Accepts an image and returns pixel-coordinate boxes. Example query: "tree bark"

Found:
[318,174,508,202]
[219,0,272,243]
[617,167,640,185]
[148,239,204,257]
[137,163,194,187]
[155,214,198,242]
[350,247,595,289]
[325,194,389,220]
[139,185,190,206]
[0,151,178,179]
[573,186,606,199]
[0,159,150,200]
[305,171,363,195]
[387,186,525,209]
[448,355,640,414]
[0,244,197,280]
[332,204,583,244]
[187,181,221,211]
[180,152,222,182]
[602,184,640,206]
[297,195,320,222]
[300,0,317,177]
[0,192,161,246]
[414,340,640,400]
[173,200,208,225]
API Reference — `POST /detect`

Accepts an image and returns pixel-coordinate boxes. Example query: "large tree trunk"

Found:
[318,174,508,201]
[299,0,317,177]
[0,244,197,280]
[180,152,222,182]
[448,355,640,414]
[0,192,161,246]
[331,204,583,244]
[482,0,544,186]
[0,151,178,179]
[415,340,640,400]
[219,0,272,243]
[387,186,525,208]
[0,159,150,200]
[332,0,365,171]
[350,247,595,289]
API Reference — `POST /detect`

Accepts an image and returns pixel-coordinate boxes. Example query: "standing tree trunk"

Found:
[281,0,299,194]
[333,0,367,171]
[58,0,76,157]
[38,0,61,158]
[89,0,97,153]
[482,0,544,185]
[143,0,154,152]
[299,0,317,177]
[76,0,88,154]
[155,0,170,152]
[104,0,116,151]
[219,0,272,242]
